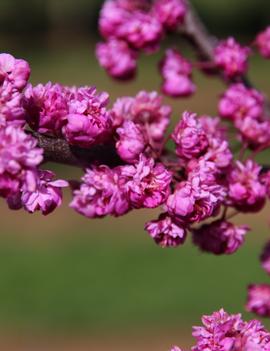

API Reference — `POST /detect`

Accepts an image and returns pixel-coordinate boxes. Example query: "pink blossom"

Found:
[23,82,68,135]
[214,37,250,77]
[204,139,233,169]
[187,158,219,185]
[192,220,249,255]
[145,213,187,247]
[70,165,130,218]
[0,124,43,201]
[166,176,225,223]
[116,120,147,163]
[192,309,270,351]
[120,154,172,208]
[260,241,270,275]
[218,84,264,123]
[198,115,227,141]
[160,49,195,97]
[153,0,187,31]
[170,347,183,351]
[96,39,138,80]
[171,112,208,159]
[228,160,266,212]
[246,284,270,318]
[118,12,163,52]
[255,26,270,59]
[260,170,270,198]
[21,170,68,215]
[238,117,270,150]
[110,91,171,150]
[0,53,30,90]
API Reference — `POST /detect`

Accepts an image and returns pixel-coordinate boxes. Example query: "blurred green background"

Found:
[1,1,270,350]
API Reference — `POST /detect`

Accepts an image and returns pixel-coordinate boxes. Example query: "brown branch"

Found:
[30,131,123,168]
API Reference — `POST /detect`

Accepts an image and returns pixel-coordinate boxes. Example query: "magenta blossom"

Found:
[228,160,266,212]
[218,84,264,123]
[153,0,187,31]
[116,120,147,163]
[255,26,270,59]
[166,176,225,223]
[22,170,68,215]
[120,154,172,208]
[214,37,250,77]
[23,82,68,135]
[110,91,171,150]
[171,112,208,159]
[260,241,270,275]
[0,53,30,90]
[261,170,270,199]
[246,284,270,318]
[192,309,270,351]
[198,115,227,141]
[70,165,130,218]
[160,49,195,97]
[192,220,249,255]
[238,117,270,150]
[0,124,43,201]
[96,39,138,80]
[145,213,187,247]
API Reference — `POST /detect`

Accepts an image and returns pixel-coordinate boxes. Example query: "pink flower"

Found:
[192,220,249,255]
[192,309,270,351]
[116,120,147,163]
[218,84,264,123]
[96,39,138,80]
[110,91,171,150]
[0,124,43,201]
[159,49,195,97]
[204,139,233,170]
[62,86,112,147]
[120,154,172,208]
[145,213,187,247]
[171,112,208,159]
[260,170,270,198]
[198,115,227,141]
[246,284,270,318]
[228,160,266,212]
[238,117,270,150]
[255,26,270,59]
[118,12,163,52]
[170,347,183,351]
[70,165,130,218]
[166,176,225,223]
[260,241,270,275]
[214,37,250,77]
[0,53,30,90]
[21,170,68,215]
[23,82,68,135]
[153,0,187,31]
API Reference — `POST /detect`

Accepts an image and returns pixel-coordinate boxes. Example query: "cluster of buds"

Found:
[171,309,270,350]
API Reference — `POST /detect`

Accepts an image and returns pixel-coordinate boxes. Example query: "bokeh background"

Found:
[1,0,270,350]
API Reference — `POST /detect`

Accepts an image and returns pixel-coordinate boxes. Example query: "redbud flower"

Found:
[228,160,266,213]
[22,170,68,215]
[170,347,183,351]
[246,284,270,318]
[0,124,43,200]
[255,26,270,59]
[171,112,208,159]
[204,139,233,170]
[23,82,68,135]
[192,220,249,255]
[96,39,138,80]
[0,53,30,90]
[260,241,270,275]
[116,120,147,163]
[160,49,195,97]
[153,0,187,31]
[111,91,171,150]
[192,309,270,351]
[238,117,270,150]
[145,213,187,247]
[70,165,130,218]
[198,115,227,141]
[261,170,270,199]
[166,176,225,223]
[120,154,172,208]
[214,37,250,77]
[218,84,264,123]
[118,12,163,52]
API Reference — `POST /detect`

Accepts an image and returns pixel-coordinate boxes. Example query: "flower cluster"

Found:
[96,0,188,81]
[172,309,270,351]
[255,26,270,59]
